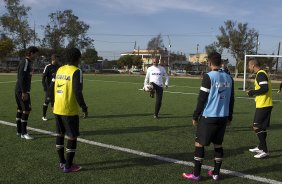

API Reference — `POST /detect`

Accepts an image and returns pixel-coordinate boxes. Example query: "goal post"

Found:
[243,54,282,91]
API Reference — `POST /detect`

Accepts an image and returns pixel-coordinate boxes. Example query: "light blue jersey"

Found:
[202,70,232,117]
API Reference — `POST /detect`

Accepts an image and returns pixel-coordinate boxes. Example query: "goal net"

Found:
[243,54,282,91]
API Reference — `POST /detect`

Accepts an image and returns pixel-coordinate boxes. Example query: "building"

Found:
[188,53,208,63]
[121,49,170,72]
[121,49,189,73]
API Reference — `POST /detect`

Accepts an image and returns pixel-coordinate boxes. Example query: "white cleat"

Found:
[21,134,34,140]
[254,151,269,159]
[42,117,48,121]
[249,147,261,153]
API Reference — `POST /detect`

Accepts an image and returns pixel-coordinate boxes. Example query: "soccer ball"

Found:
[143,84,153,92]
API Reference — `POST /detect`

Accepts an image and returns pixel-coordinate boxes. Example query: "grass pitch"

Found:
[0,74,281,184]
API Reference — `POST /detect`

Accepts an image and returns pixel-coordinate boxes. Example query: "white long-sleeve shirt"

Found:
[144,65,169,87]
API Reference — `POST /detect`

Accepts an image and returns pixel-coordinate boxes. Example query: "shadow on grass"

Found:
[87,113,160,119]
[241,162,282,176]
[228,122,282,132]
[158,115,192,119]
[80,147,282,181]
[87,113,190,119]
[80,157,169,171]
[81,124,188,136]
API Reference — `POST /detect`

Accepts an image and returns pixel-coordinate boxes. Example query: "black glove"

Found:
[247,90,255,97]
[81,106,88,119]
[82,111,88,119]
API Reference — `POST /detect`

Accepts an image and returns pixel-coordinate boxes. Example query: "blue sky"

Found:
[1,0,282,63]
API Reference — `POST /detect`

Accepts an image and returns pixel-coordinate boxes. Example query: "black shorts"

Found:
[253,106,272,129]
[195,117,228,146]
[15,92,31,111]
[55,114,80,138]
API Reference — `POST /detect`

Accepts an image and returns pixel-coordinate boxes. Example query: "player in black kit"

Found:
[15,46,39,139]
[42,54,60,121]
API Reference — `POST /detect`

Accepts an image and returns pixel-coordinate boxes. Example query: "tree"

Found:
[147,34,165,51]
[0,34,15,60]
[0,0,34,50]
[132,55,142,68]
[42,9,94,51]
[256,54,276,73]
[207,20,258,78]
[82,48,99,64]
[205,42,223,55]
[117,55,142,69]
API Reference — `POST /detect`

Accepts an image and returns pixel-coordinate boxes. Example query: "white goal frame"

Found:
[243,54,282,91]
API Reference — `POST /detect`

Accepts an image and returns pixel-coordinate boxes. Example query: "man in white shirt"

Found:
[144,57,169,119]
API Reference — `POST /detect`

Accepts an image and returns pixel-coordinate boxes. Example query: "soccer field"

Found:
[0,74,281,184]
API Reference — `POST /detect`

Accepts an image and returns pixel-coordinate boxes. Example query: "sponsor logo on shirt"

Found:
[56,74,70,81]
[152,73,161,75]
[57,83,65,88]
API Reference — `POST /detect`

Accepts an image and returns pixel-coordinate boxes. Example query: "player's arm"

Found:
[48,77,55,104]
[192,73,210,121]
[18,59,29,93]
[144,68,150,86]
[163,67,169,87]
[42,65,48,91]
[228,77,235,121]
[248,72,269,96]
[73,69,88,117]
[279,82,282,92]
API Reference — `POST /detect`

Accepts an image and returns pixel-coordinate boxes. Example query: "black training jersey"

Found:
[15,58,33,93]
[42,63,60,91]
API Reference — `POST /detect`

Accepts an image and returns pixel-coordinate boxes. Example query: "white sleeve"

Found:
[163,67,169,86]
[144,68,150,86]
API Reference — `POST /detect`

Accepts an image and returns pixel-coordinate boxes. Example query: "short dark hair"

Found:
[248,58,261,67]
[26,46,39,56]
[208,52,221,66]
[66,48,81,64]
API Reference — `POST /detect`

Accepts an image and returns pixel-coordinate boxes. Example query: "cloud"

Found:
[95,0,220,15]
[22,0,62,8]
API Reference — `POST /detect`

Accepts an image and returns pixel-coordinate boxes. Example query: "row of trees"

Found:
[205,20,277,77]
[0,0,277,75]
[0,0,99,63]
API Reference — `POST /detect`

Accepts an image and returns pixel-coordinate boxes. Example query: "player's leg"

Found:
[210,118,227,178]
[209,144,223,181]
[63,115,81,173]
[154,85,163,118]
[251,107,271,158]
[20,93,33,139]
[149,82,155,98]
[183,117,214,180]
[55,114,66,168]
[15,93,23,135]
[42,91,50,121]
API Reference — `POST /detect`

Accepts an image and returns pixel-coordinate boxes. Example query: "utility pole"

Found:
[196,44,199,62]
[275,41,281,73]
[167,35,171,75]
[255,34,259,54]
[33,21,36,46]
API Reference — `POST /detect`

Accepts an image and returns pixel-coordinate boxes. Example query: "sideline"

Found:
[138,89,282,102]
[0,120,281,184]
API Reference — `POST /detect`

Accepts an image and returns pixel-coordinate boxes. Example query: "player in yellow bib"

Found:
[247,58,272,159]
[50,48,88,173]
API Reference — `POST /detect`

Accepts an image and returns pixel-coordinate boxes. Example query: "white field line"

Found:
[0,80,41,84]
[0,120,281,184]
[138,89,282,102]
[87,79,281,93]
[1,79,279,102]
